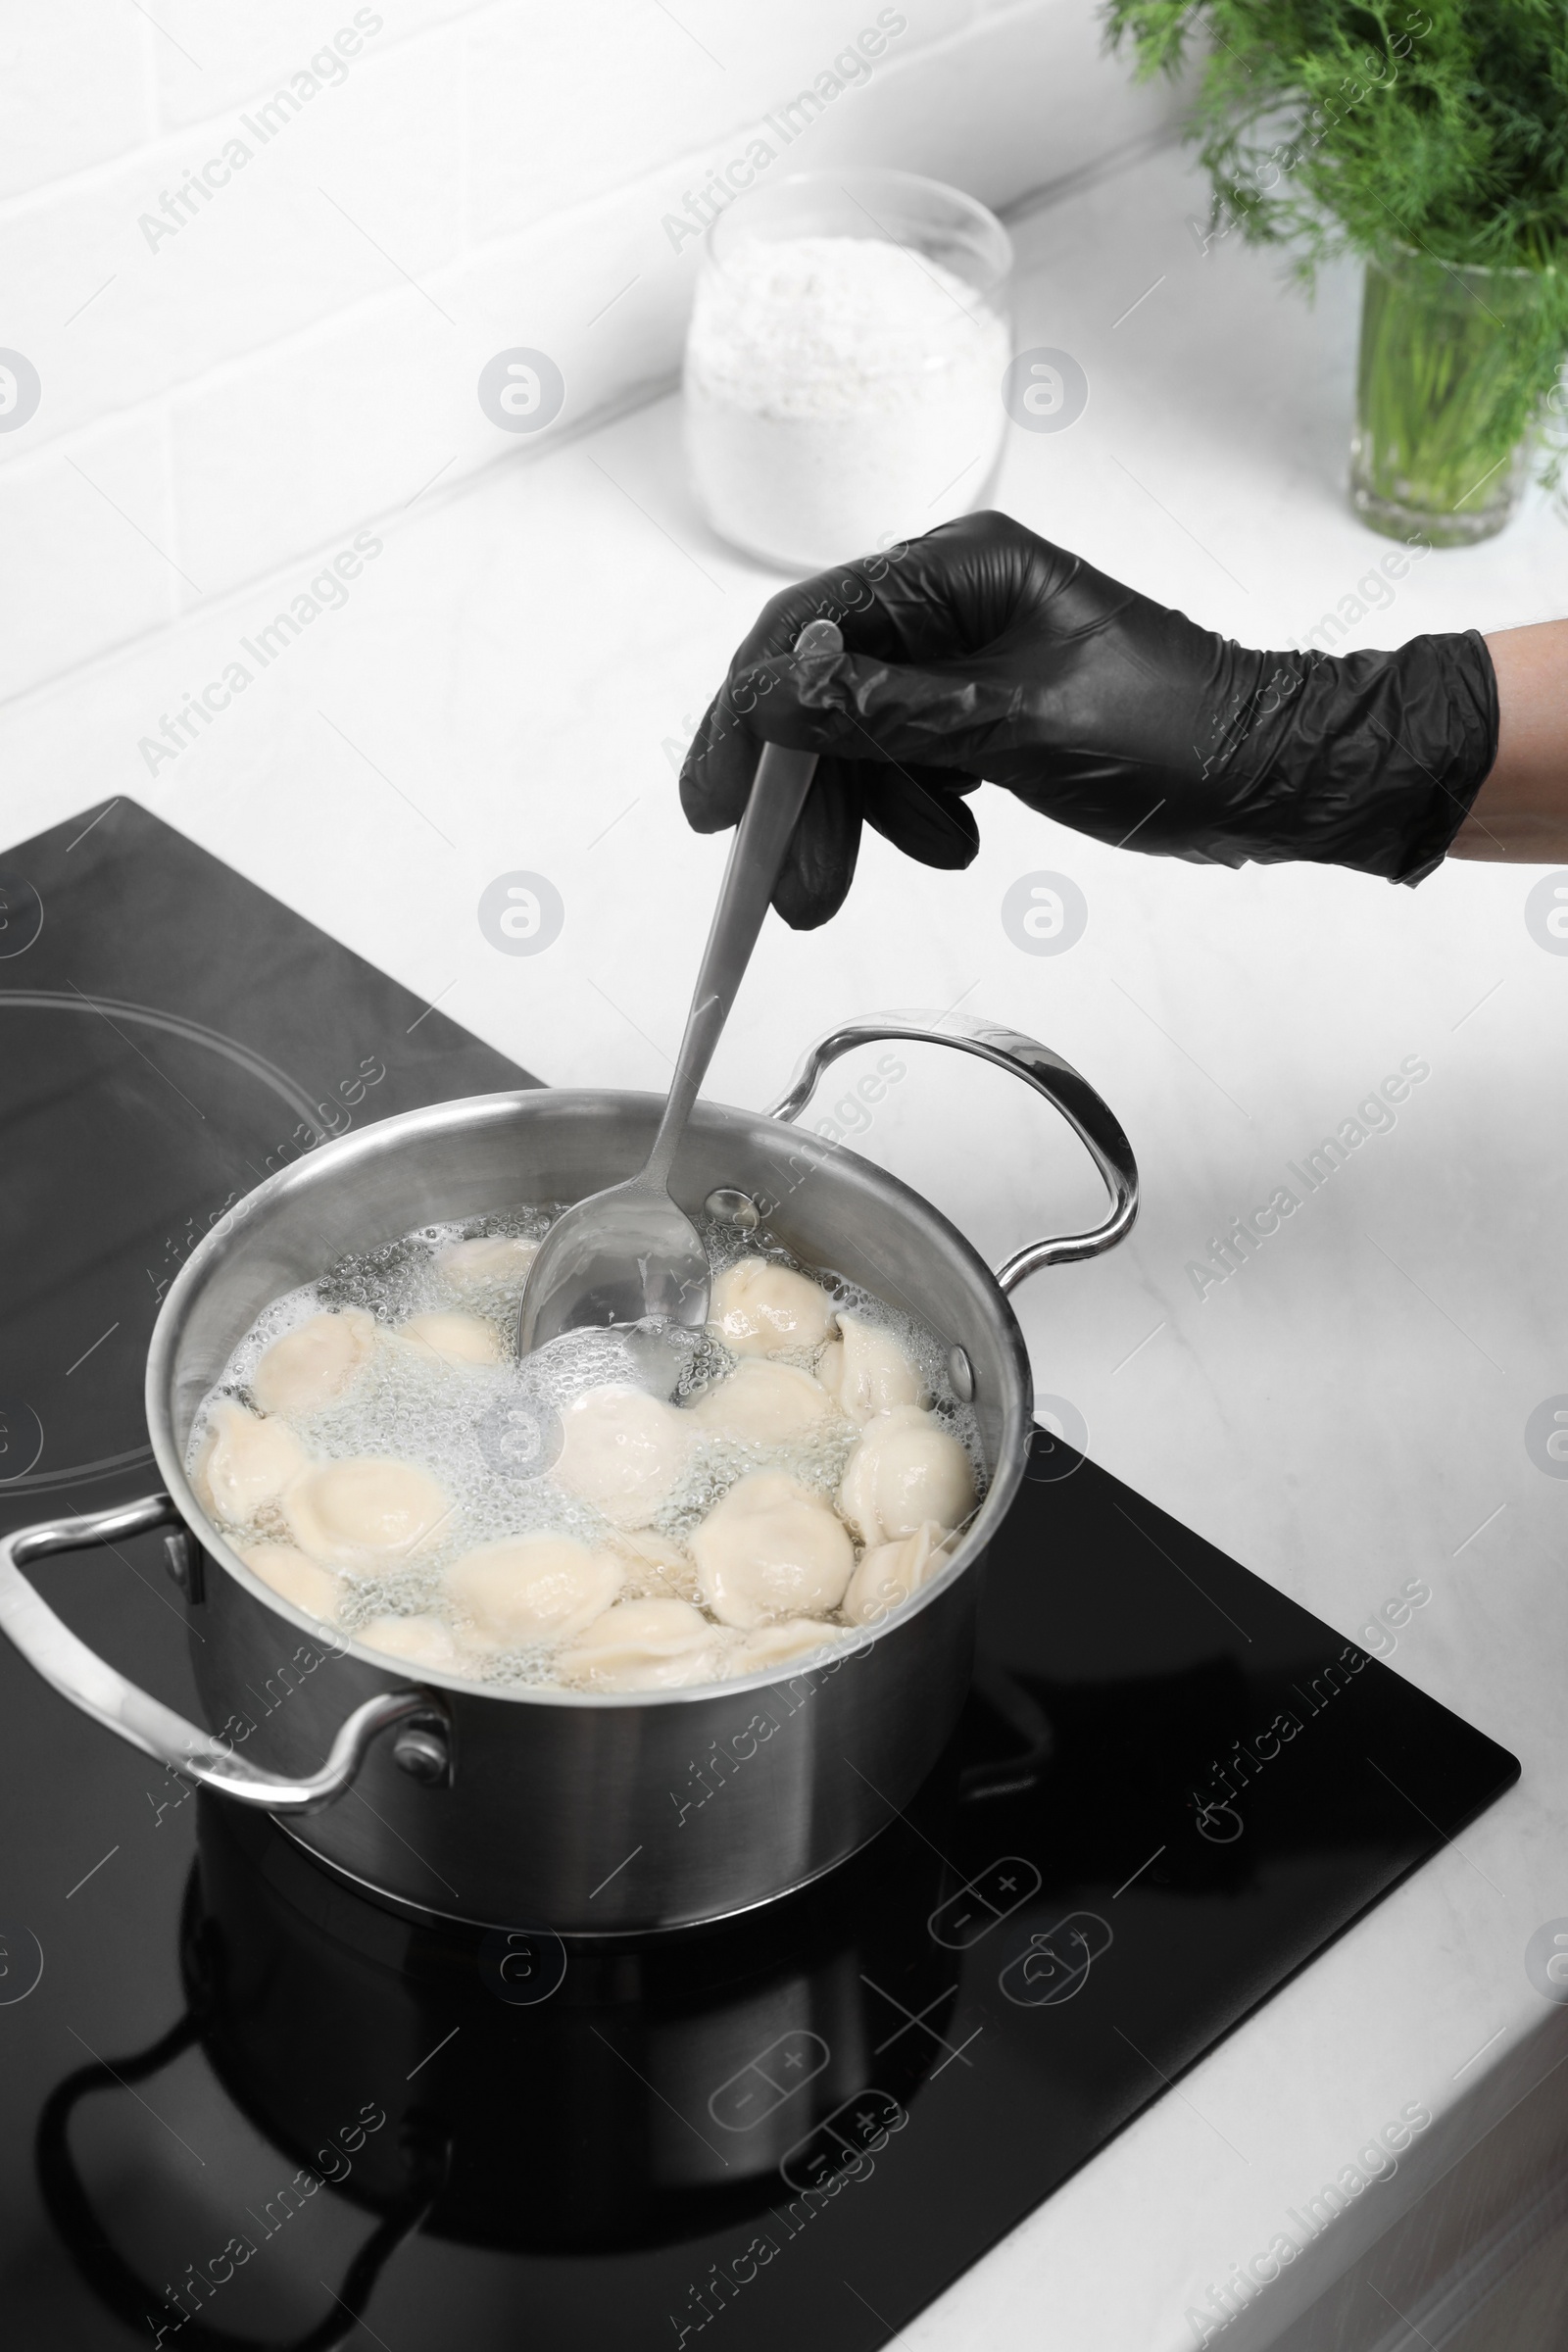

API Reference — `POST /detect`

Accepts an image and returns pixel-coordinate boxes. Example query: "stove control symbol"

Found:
[709,2028,829,2131]
[999,1911,1113,2008]
[928,1856,1042,1949]
[781,2087,906,2192]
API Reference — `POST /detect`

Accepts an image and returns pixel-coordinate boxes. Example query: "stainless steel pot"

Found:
[0,1011,1136,1936]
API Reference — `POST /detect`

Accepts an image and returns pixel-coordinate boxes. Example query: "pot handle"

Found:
[766,1008,1138,1292]
[0,1492,442,1814]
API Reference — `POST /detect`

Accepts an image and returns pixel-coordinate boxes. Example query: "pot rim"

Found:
[146,1085,1033,1709]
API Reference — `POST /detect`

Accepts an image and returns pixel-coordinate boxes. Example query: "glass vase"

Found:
[1350,245,1547,547]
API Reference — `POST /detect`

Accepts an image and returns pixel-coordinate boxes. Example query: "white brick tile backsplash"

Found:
[145,0,485,134]
[168,299,461,602]
[622,0,976,86]
[0,414,179,698]
[813,0,1180,211]
[0,1,153,200]
[164,175,687,599]
[0,32,465,454]
[463,0,974,246]
[0,0,1182,702]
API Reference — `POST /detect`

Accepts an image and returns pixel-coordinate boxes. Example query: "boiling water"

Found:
[189,1206,987,1689]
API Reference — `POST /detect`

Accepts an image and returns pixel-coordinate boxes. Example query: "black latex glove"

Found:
[678,510,1499,929]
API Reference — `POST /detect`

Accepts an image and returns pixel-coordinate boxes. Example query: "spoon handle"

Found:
[644,623,843,1185]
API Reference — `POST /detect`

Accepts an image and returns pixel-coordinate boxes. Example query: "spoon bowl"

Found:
[517,618,844,1368]
[516,1173,710,1351]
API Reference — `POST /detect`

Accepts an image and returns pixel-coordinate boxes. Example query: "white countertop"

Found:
[7,137,1568,2347]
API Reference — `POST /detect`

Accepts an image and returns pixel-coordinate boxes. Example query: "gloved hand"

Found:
[679,510,1499,928]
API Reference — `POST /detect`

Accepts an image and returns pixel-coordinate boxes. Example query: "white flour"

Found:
[684,232,1009,567]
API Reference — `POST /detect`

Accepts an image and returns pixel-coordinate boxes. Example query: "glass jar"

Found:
[1350,244,1552,547]
[683,167,1013,570]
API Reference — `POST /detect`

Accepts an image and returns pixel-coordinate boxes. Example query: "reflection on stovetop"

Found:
[20,1460,1517,2352]
[47,1768,965,2296]
[0,804,1520,2352]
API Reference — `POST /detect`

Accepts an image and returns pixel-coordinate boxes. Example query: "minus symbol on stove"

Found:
[65,1322,120,1377]
[1112,1844,1165,1899]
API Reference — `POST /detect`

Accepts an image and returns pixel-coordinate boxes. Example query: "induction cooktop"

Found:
[0,802,1518,2351]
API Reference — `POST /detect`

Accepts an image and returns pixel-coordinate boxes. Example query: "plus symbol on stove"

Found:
[781,2048,805,2071]
[996,1871,1018,1897]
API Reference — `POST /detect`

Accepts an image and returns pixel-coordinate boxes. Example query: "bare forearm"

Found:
[1450,623,1568,860]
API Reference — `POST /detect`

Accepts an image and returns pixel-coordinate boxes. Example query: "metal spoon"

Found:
[518,617,844,1364]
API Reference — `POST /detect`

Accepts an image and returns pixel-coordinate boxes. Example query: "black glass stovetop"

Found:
[0,803,1518,2350]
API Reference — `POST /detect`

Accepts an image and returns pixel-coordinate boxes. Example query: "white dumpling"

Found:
[553,1384,692,1528]
[444,1534,623,1645]
[709,1257,835,1357]
[193,1400,309,1524]
[559,1597,732,1690]
[722,1617,847,1675]
[250,1308,377,1417]
[596,1527,699,1601]
[837,1405,975,1546]
[398,1310,503,1366]
[438,1233,539,1288]
[842,1521,951,1627]
[357,1613,464,1671]
[817,1313,925,1425]
[238,1541,341,1624]
[691,1471,855,1630]
[282,1457,450,1571]
[689,1359,834,1444]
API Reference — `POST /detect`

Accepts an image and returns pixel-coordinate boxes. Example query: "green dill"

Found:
[1105,0,1568,496]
